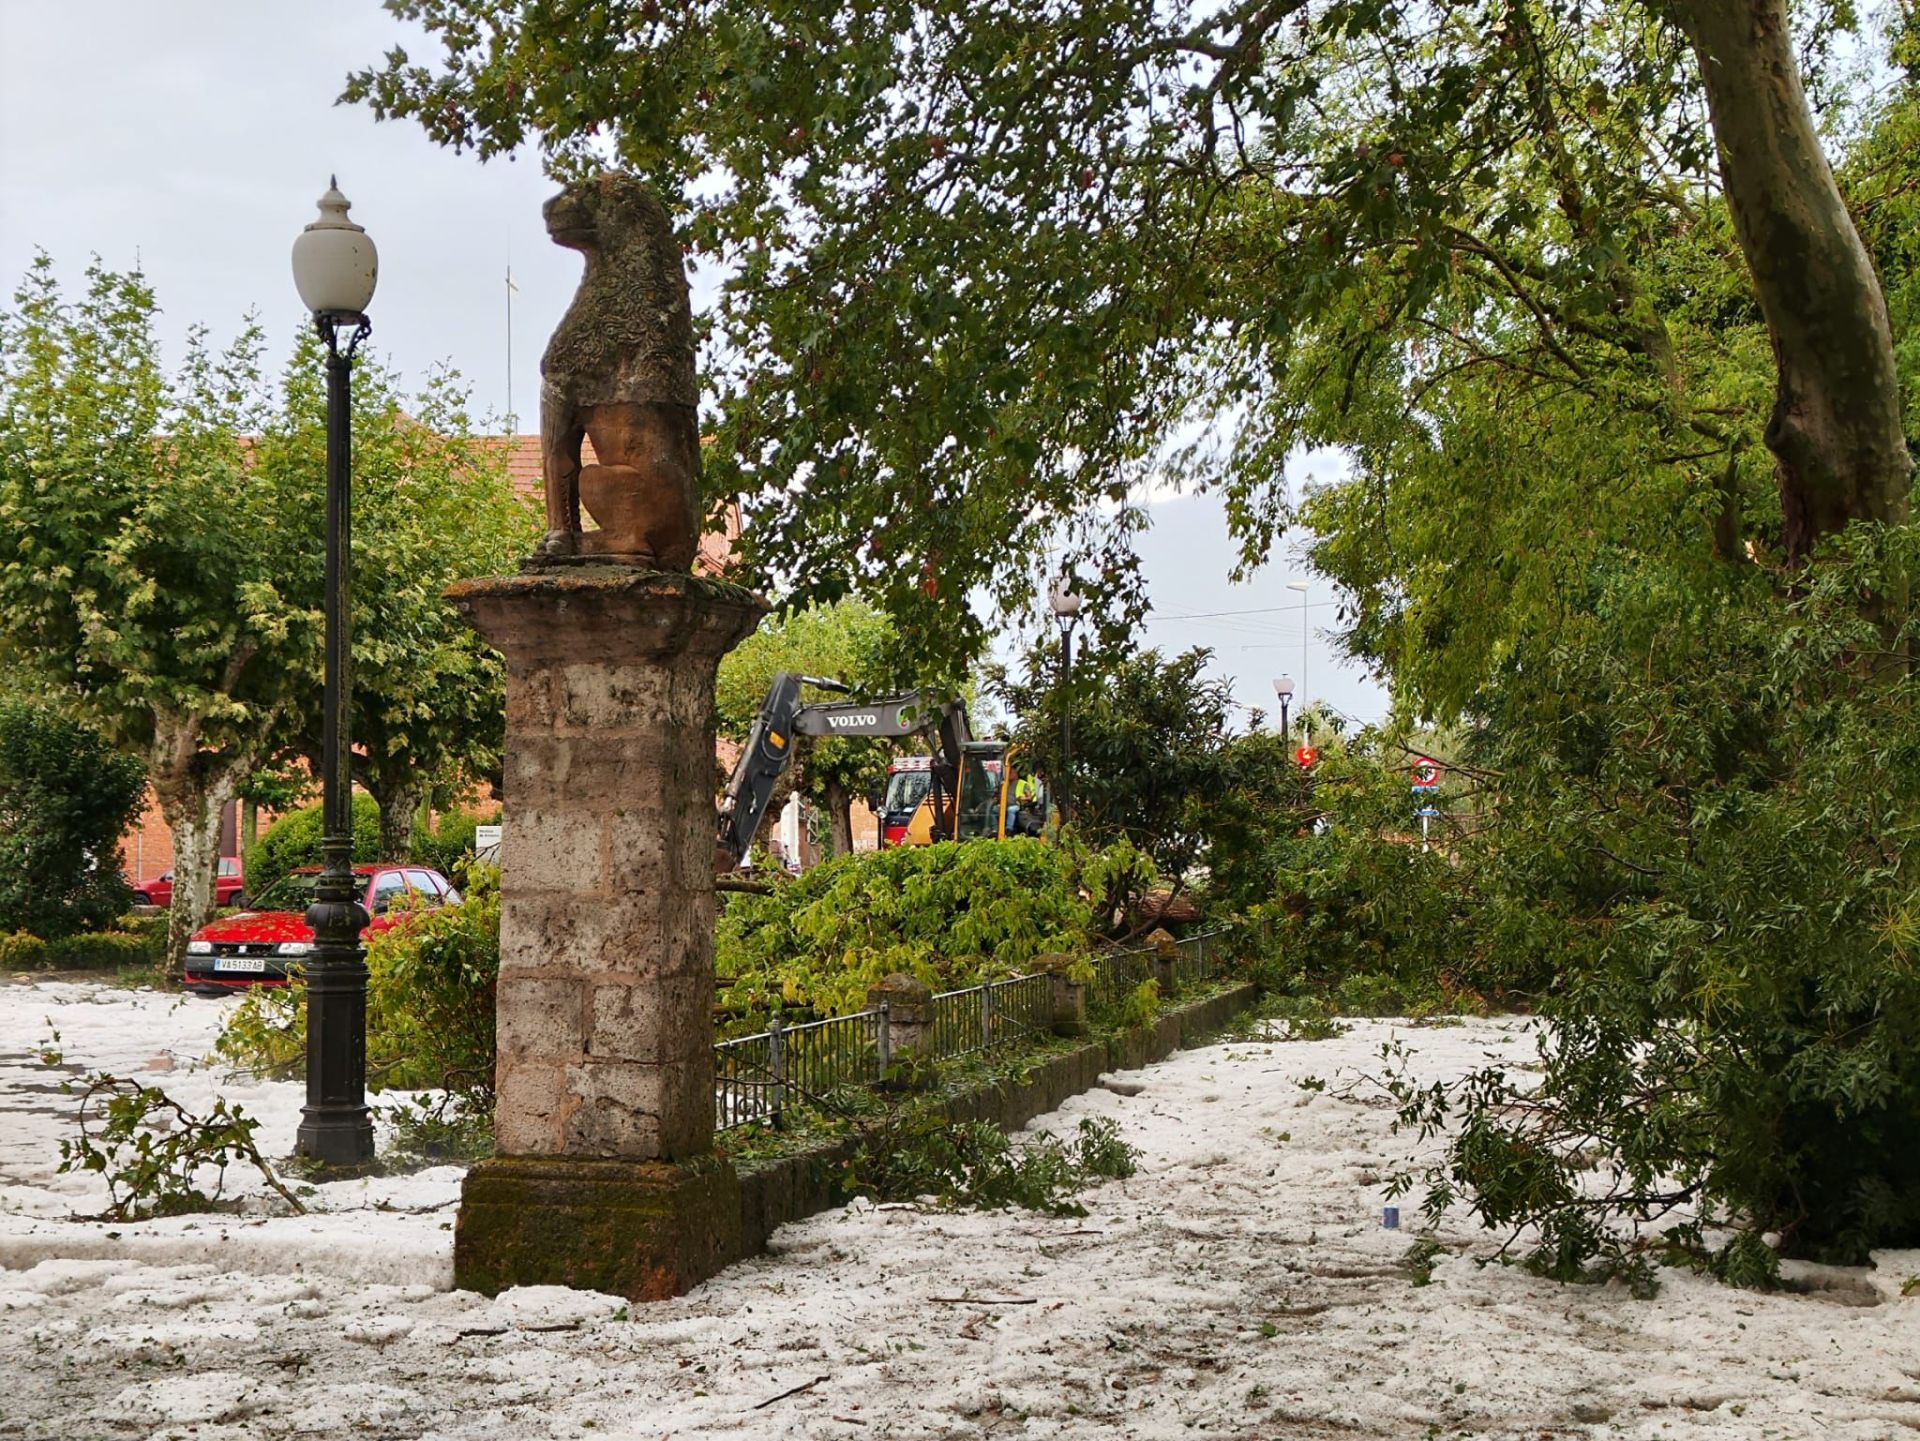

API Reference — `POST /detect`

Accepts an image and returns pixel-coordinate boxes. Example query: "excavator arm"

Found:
[715,672,968,869]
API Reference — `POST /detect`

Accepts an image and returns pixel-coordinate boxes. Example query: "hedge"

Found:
[0,932,49,970]
[245,798,500,901]
[0,927,164,972]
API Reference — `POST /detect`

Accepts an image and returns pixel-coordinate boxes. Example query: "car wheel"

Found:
[231,893,248,910]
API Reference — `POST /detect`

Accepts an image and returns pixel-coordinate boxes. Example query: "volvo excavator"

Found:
[715,672,1050,870]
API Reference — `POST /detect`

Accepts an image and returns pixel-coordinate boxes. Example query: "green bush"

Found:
[848,1115,1140,1216]
[0,702,145,938]
[369,864,499,1102]
[111,914,170,945]
[1116,978,1161,1028]
[243,794,381,902]
[217,865,499,1103]
[0,931,49,970]
[716,839,1103,1020]
[43,931,163,971]
[0,927,161,972]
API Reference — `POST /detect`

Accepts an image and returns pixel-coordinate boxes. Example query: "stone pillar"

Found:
[1039,953,1089,1037]
[448,567,765,1301]
[867,973,935,1087]
[1148,928,1181,999]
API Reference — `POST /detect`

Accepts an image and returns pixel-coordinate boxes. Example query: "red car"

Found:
[133,857,247,909]
[182,863,460,995]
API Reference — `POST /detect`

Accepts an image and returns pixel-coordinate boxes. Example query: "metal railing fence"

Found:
[991,971,1054,1045]
[713,926,1235,1132]
[714,1026,780,1131]
[713,1008,886,1131]
[1084,945,1153,1007]
[929,971,1054,1061]
[1171,929,1215,992]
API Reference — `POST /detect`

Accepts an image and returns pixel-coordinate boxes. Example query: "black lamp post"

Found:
[1272,674,1295,744]
[291,179,378,1166]
[1048,578,1083,828]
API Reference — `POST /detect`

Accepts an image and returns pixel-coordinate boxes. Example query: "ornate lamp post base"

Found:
[296,895,374,1165]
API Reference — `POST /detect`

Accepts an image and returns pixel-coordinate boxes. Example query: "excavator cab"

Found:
[994,748,1052,839]
[880,743,1051,847]
[953,744,1007,840]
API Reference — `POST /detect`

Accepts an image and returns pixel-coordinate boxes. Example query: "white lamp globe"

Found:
[292,178,378,316]
[1272,676,1296,699]
[1048,579,1083,618]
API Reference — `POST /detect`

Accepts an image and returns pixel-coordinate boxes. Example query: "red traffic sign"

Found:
[1412,756,1440,789]
[1295,745,1320,768]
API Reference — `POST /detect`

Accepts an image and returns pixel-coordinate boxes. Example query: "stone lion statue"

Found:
[536,173,700,569]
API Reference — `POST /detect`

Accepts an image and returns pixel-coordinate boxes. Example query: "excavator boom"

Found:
[715,672,970,868]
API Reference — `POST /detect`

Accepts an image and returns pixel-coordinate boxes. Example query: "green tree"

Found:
[996,644,1236,888]
[1287,71,1920,1270]
[0,700,147,938]
[348,0,1903,668]
[243,793,384,904]
[715,598,902,854]
[257,338,538,858]
[1198,725,1317,916]
[348,0,1920,1273]
[0,259,317,970]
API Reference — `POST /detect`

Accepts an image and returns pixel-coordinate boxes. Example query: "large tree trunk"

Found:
[1678,0,1912,558]
[824,778,855,857]
[151,764,239,978]
[368,764,427,862]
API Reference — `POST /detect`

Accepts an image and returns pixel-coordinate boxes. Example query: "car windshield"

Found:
[249,873,325,911]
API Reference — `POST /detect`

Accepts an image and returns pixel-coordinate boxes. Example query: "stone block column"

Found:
[1148,927,1181,1000]
[1038,953,1089,1037]
[867,973,935,1087]
[447,566,765,1300]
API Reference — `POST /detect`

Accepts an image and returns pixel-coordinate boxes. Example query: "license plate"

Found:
[214,956,267,974]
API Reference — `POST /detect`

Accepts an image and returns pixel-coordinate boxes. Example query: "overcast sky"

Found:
[0,1,1388,731]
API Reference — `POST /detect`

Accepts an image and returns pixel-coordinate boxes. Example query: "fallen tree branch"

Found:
[753,1375,830,1409]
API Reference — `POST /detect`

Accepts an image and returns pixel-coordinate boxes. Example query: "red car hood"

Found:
[195,911,314,944]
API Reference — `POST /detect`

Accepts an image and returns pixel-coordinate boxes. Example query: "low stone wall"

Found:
[733,981,1258,1257]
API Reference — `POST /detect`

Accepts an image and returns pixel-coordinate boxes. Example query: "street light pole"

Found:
[291,180,378,1166]
[1048,579,1084,830]
[1286,580,1310,723]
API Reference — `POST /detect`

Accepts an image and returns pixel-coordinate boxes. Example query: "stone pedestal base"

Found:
[445,565,765,1302]
[455,1154,744,1300]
